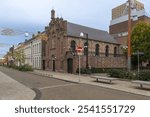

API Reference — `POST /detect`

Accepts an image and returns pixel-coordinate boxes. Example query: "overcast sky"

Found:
[0,0,150,57]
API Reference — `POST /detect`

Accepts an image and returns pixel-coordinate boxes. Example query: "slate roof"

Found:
[67,22,118,44]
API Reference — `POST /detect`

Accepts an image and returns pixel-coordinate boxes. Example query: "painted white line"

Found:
[39,83,78,90]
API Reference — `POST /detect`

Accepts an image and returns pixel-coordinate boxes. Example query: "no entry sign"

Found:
[76,46,83,55]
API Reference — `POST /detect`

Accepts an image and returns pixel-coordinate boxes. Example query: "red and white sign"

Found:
[76,46,83,52]
[76,46,83,55]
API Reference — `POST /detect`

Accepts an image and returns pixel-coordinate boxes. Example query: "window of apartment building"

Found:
[84,42,88,55]
[37,43,40,53]
[114,47,117,57]
[35,44,37,54]
[35,57,36,68]
[105,45,109,57]
[39,43,41,53]
[36,57,38,68]
[36,44,38,53]
[33,45,34,54]
[95,44,100,56]
[39,57,41,68]
[70,40,76,52]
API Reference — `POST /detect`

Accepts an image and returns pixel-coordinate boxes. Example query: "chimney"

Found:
[51,9,55,19]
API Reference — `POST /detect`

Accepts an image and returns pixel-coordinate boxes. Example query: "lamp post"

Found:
[80,32,89,69]
[10,45,14,64]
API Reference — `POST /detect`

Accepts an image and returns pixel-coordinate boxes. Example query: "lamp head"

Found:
[25,33,29,37]
[80,32,84,37]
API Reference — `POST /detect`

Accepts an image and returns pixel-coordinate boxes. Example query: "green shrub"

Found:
[91,68,105,73]
[90,68,125,73]
[108,69,128,79]
[18,64,33,71]
[7,64,18,69]
[138,71,150,81]
[76,68,91,74]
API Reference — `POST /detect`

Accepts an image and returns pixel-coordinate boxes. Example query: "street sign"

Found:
[132,51,144,74]
[76,46,83,56]
[76,46,83,52]
[133,52,144,55]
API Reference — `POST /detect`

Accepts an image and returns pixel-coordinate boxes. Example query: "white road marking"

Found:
[39,83,78,90]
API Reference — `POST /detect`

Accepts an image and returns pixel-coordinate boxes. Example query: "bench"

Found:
[91,76,118,84]
[132,80,150,88]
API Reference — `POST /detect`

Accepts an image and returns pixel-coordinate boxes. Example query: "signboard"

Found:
[133,52,144,55]
[76,46,83,56]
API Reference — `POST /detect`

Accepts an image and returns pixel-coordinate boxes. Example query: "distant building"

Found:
[112,0,144,20]
[42,9,126,73]
[109,0,150,45]
[0,58,5,65]
[13,43,24,66]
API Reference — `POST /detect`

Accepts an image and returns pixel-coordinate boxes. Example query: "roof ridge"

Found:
[67,22,107,33]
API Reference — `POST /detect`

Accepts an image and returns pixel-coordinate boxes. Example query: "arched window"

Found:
[84,42,88,55]
[114,47,117,57]
[70,40,76,52]
[95,44,99,56]
[105,45,109,57]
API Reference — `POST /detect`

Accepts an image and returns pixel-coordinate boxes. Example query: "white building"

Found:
[32,37,42,69]
[23,34,42,69]
[24,41,32,66]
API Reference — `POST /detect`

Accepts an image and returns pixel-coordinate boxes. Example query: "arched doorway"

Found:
[52,60,55,71]
[42,60,45,70]
[67,58,73,73]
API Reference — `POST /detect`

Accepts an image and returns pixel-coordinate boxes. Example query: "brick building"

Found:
[42,10,126,73]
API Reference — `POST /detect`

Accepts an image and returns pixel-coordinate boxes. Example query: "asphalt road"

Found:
[0,67,150,100]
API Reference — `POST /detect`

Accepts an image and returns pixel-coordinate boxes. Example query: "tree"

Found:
[13,50,25,66]
[131,22,150,62]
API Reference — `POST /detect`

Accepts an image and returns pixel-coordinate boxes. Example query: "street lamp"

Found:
[80,32,89,69]
[10,45,14,59]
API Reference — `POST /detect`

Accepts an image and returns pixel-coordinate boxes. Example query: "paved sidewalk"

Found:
[0,71,35,100]
[33,70,150,97]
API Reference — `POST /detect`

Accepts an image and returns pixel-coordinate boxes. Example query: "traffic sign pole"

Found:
[79,55,81,82]
[76,46,83,83]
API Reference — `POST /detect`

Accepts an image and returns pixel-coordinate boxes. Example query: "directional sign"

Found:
[133,52,144,55]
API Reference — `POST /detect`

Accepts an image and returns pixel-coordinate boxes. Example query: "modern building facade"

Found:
[109,0,150,45]
[112,0,144,20]
[42,10,126,73]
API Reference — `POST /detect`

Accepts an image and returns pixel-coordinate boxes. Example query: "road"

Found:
[0,67,150,100]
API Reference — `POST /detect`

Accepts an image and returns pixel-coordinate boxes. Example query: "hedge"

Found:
[138,71,150,81]
[108,69,150,81]
[5,64,33,71]
[76,67,125,74]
